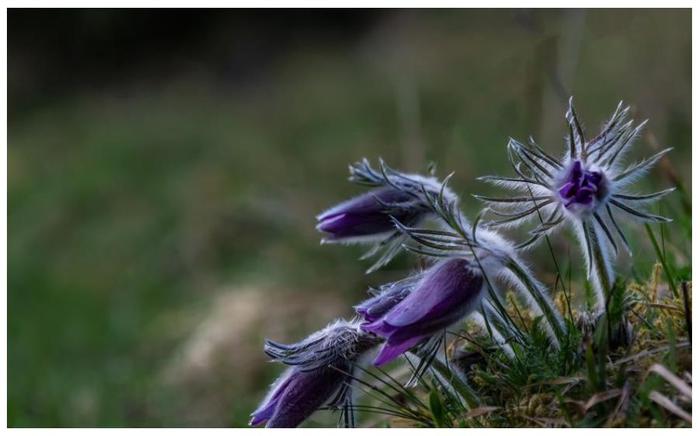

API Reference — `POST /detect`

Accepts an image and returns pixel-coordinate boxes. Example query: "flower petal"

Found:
[372,335,428,366]
[266,367,348,428]
[383,259,481,328]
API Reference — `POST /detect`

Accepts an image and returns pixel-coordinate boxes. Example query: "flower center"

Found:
[558,160,606,210]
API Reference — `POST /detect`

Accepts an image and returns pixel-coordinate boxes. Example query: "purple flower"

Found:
[361,258,484,366]
[477,98,674,314]
[317,159,457,273]
[557,160,607,210]
[354,276,418,323]
[251,320,380,428]
[316,187,426,243]
[250,365,351,427]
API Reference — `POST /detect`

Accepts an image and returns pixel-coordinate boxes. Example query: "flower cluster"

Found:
[251,99,673,427]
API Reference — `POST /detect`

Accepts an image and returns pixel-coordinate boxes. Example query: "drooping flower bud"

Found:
[317,187,427,243]
[316,158,456,273]
[249,366,348,428]
[250,320,380,428]
[361,258,485,366]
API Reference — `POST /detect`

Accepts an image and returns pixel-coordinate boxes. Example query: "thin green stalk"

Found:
[504,256,565,344]
[426,356,480,409]
[645,223,679,298]
[527,184,573,321]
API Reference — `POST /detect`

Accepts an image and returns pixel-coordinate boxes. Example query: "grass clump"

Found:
[349,264,690,428]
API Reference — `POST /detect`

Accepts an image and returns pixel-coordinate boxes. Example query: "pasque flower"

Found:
[249,365,349,428]
[477,98,674,313]
[360,258,485,366]
[317,187,426,242]
[251,96,681,428]
[317,159,455,273]
[251,320,380,428]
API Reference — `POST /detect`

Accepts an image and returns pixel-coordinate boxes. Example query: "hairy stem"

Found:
[503,256,566,345]
[585,221,613,315]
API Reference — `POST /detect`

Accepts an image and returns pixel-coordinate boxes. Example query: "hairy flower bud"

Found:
[249,366,348,428]
[317,187,427,243]
[251,320,380,428]
[316,158,457,273]
[361,258,484,366]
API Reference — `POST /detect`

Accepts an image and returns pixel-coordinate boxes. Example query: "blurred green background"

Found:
[8,9,691,427]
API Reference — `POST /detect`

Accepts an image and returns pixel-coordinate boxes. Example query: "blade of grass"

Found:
[644,223,678,298]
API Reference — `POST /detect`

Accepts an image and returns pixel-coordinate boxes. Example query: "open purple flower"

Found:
[477,98,674,313]
[361,258,484,366]
[251,320,380,428]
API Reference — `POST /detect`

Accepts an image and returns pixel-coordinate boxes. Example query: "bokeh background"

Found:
[8,9,691,427]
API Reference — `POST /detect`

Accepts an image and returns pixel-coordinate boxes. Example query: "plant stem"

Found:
[645,223,679,298]
[585,221,612,316]
[504,257,565,344]
[426,355,480,409]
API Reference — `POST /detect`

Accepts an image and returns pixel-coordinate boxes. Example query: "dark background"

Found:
[8,9,691,427]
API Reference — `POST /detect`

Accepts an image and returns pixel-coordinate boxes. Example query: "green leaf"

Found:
[429,389,448,428]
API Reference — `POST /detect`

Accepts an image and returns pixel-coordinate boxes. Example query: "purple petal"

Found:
[354,285,412,323]
[362,259,484,366]
[586,171,603,185]
[250,369,296,426]
[384,310,469,344]
[317,212,397,238]
[574,188,594,204]
[558,182,576,198]
[266,367,347,428]
[569,160,583,182]
[316,187,423,240]
[317,187,413,220]
[249,407,275,427]
[558,160,606,209]
[361,317,397,337]
[383,259,482,328]
[373,335,428,366]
